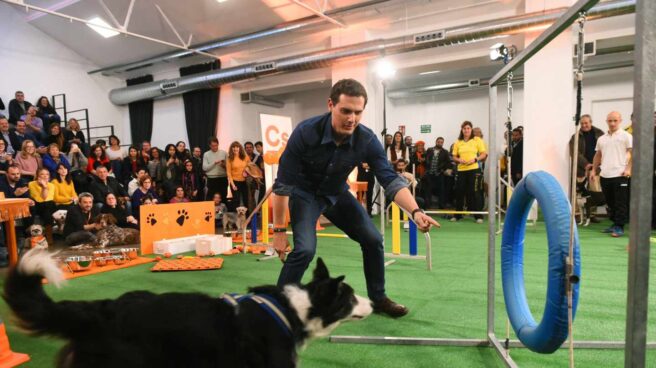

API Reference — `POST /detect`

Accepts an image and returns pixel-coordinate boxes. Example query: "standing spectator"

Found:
[101,192,138,229]
[14,120,44,151]
[386,131,409,165]
[0,139,13,175]
[106,135,127,176]
[87,144,110,175]
[28,168,57,243]
[0,117,19,155]
[89,165,129,211]
[120,145,146,185]
[66,143,89,193]
[63,192,100,246]
[203,137,228,201]
[181,159,201,201]
[21,106,44,139]
[14,140,41,181]
[175,141,191,162]
[384,134,393,150]
[147,147,165,185]
[422,137,452,209]
[244,141,256,161]
[163,143,182,198]
[64,118,88,155]
[404,135,413,150]
[590,111,632,237]
[412,141,427,178]
[8,91,32,126]
[191,146,205,183]
[131,175,160,220]
[226,141,250,211]
[42,143,71,179]
[35,96,61,127]
[356,162,375,216]
[169,186,190,203]
[509,128,524,185]
[451,121,487,223]
[43,123,69,153]
[52,163,78,209]
[140,141,152,163]
[254,141,264,171]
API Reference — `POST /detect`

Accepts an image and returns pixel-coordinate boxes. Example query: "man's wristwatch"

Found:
[273,227,287,233]
[411,208,424,220]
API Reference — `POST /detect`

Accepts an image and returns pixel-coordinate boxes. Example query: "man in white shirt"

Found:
[202,137,228,201]
[590,111,632,237]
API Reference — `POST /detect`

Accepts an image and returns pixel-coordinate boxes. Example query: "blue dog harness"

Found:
[221,293,292,337]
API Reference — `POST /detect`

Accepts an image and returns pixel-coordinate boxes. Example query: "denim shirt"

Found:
[273,112,407,205]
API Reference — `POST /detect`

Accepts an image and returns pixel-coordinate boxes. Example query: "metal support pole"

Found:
[487,86,498,337]
[625,0,655,366]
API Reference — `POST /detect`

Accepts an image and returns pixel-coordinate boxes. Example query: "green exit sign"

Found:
[420,124,431,133]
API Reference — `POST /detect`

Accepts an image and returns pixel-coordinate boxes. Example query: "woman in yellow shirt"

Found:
[52,163,78,208]
[226,141,250,212]
[28,167,58,242]
[451,121,488,223]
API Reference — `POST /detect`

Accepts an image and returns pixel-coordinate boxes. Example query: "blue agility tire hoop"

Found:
[501,171,581,354]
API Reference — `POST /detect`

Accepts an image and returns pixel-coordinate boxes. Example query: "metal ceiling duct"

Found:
[109,0,635,106]
[386,60,634,99]
[89,0,395,76]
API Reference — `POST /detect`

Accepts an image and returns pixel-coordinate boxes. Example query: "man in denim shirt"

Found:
[272,79,439,317]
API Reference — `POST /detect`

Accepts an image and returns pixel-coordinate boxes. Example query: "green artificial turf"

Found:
[0,217,654,367]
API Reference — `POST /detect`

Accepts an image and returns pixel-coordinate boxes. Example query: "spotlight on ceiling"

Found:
[375,59,396,80]
[489,43,516,64]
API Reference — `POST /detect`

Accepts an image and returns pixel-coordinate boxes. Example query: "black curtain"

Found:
[179,60,220,150]
[127,75,154,145]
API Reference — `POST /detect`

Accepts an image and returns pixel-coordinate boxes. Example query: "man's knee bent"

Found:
[290,246,316,264]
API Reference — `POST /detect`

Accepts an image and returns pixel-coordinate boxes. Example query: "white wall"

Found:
[0,9,124,139]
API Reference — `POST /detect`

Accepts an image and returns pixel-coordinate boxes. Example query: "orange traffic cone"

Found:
[0,322,29,367]
[315,220,324,231]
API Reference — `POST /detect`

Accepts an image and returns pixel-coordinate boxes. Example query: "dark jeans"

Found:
[277,190,386,302]
[422,173,446,209]
[600,176,629,227]
[454,169,483,219]
[228,181,248,211]
[206,176,228,201]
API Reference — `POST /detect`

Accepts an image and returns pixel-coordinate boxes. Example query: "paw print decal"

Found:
[204,212,213,222]
[176,209,190,226]
[146,213,157,226]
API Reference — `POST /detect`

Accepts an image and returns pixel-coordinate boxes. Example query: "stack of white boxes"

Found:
[153,235,232,255]
[195,235,233,256]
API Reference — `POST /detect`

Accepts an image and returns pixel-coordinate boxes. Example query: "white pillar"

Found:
[523,0,575,190]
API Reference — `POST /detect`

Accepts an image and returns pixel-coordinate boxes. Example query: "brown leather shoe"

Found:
[373,297,409,318]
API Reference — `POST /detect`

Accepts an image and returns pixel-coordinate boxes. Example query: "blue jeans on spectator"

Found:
[277,190,386,302]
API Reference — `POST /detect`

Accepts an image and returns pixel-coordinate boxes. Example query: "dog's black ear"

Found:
[313,257,330,280]
[334,275,345,284]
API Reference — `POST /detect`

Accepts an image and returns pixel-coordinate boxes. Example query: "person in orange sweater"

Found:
[226,141,250,212]
[52,163,78,208]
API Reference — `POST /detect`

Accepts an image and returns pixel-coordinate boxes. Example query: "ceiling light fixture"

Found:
[86,17,119,38]
[419,70,441,76]
[375,59,396,80]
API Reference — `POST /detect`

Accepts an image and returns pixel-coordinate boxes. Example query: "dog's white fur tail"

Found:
[18,248,65,288]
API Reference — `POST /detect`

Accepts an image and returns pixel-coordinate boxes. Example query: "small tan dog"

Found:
[223,206,248,235]
[24,224,48,251]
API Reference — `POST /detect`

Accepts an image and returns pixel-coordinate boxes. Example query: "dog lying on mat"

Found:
[94,213,140,248]
[4,249,372,368]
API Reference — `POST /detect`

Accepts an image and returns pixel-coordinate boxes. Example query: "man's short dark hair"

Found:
[244,141,253,147]
[580,114,592,122]
[208,137,219,145]
[330,79,368,106]
[436,137,444,141]
[512,128,522,134]
[255,141,262,147]
[96,139,106,146]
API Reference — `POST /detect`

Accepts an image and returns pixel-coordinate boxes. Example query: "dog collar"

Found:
[221,293,292,337]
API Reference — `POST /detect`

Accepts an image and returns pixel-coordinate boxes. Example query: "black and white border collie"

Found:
[3,249,372,368]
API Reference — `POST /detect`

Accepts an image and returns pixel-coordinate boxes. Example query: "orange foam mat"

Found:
[151,257,224,272]
[56,257,154,281]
